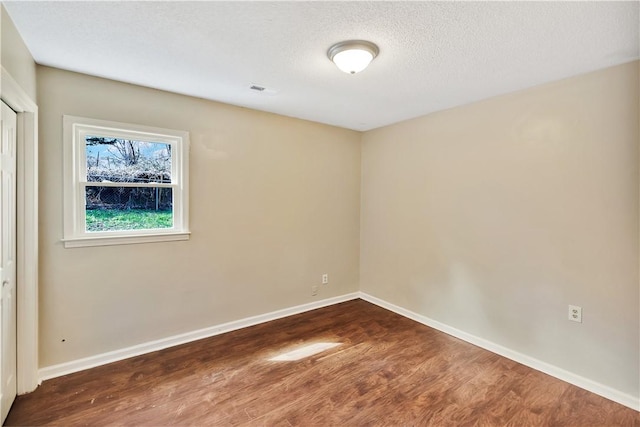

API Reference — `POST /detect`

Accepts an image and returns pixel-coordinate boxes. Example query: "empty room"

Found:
[1,1,639,425]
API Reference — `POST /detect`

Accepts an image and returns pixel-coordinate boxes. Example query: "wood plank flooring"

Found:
[6,300,639,426]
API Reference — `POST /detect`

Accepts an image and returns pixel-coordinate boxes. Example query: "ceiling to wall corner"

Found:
[3,1,638,131]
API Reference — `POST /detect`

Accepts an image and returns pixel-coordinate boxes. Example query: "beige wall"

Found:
[37,66,361,367]
[361,62,640,398]
[1,5,37,100]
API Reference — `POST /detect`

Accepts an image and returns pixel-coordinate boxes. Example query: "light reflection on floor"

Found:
[268,342,341,361]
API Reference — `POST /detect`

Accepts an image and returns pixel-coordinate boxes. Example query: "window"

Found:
[63,116,190,248]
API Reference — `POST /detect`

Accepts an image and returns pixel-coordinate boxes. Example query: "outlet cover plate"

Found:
[568,305,582,323]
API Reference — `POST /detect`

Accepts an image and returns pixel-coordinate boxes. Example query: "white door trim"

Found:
[1,67,39,394]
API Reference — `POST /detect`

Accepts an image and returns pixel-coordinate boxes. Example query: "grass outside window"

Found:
[85,209,173,232]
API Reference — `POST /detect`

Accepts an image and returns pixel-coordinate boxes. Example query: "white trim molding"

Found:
[39,292,360,381]
[1,67,39,394]
[359,292,640,412]
[62,231,190,248]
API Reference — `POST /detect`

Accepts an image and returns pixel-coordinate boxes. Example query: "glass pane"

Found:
[85,136,171,183]
[85,186,173,232]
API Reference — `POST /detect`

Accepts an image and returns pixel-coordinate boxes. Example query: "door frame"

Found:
[1,67,39,394]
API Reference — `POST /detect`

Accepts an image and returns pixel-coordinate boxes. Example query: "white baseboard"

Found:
[38,291,639,412]
[39,292,359,381]
[359,292,640,412]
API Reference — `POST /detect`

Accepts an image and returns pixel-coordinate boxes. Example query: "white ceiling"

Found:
[3,1,639,131]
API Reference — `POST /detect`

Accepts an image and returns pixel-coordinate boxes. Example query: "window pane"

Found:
[85,186,173,232]
[85,136,172,183]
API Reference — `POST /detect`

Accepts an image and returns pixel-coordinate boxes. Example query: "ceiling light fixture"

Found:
[327,40,379,75]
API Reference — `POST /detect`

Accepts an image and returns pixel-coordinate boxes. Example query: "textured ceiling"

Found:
[3,1,639,131]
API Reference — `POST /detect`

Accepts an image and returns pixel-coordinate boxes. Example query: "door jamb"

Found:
[1,67,39,394]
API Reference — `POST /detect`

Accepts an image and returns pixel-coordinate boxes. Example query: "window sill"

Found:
[62,231,191,248]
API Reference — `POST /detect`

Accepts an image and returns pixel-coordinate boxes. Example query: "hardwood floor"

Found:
[6,300,639,426]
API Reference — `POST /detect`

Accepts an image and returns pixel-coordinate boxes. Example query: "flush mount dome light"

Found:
[327,40,379,74]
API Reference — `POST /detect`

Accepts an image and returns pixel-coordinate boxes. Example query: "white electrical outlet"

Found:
[568,305,582,323]
[322,274,329,285]
[311,285,318,296]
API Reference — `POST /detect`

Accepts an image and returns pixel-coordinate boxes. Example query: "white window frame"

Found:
[62,115,190,248]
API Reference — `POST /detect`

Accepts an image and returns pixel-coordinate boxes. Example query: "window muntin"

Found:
[63,116,189,247]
